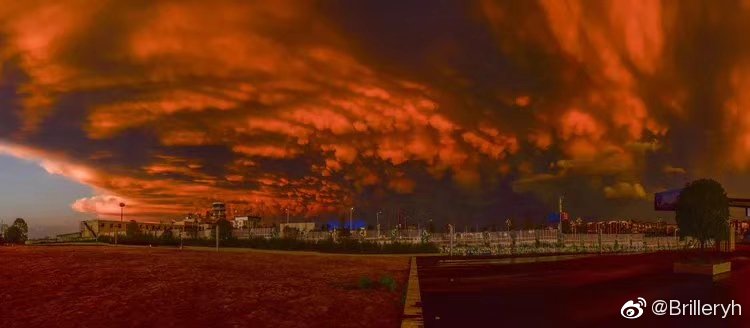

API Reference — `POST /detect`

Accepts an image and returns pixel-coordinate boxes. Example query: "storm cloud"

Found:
[2,0,750,224]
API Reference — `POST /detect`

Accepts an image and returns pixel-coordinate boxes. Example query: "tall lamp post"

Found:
[117,202,125,245]
[558,195,564,232]
[349,207,354,231]
[376,211,382,238]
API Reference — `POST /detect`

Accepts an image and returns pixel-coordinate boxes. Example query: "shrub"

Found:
[379,275,397,292]
[358,276,373,289]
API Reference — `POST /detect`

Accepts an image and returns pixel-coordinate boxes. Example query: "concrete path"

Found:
[401,257,424,328]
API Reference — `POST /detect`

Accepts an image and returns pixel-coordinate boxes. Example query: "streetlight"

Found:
[376,211,382,238]
[558,195,564,232]
[117,202,125,245]
[349,207,354,231]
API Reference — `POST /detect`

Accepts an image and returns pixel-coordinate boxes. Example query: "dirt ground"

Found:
[0,246,410,328]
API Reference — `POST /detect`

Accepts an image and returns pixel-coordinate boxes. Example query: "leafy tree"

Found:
[160,228,174,240]
[5,226,26,244]
[215,219,233,241]
[126,220,140,237]
[675,179,730,249]
[12,218,28,235]
[282,226,300,239]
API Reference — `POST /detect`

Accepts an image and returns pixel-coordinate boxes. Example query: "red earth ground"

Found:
[0,246,409,328]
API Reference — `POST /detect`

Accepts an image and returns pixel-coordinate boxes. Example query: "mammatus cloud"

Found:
[604,182,647,200]
[3,1,750,222]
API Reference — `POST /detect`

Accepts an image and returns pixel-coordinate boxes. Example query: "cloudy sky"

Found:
[4,0,750,233]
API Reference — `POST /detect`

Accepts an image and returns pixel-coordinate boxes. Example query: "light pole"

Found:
[558,195,563,232]
[376,211,382,238]
[117,202,125,245]
[349,207,354,231]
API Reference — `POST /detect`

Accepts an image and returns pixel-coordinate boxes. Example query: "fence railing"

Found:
[184,228,699,255]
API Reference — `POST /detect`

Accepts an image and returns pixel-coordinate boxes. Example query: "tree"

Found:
[5,218,29,244]
[282,226,300,239]
[126,220,140,237]
[12,218,28,235]
[160,228,174,241]
[5,226,26,244]
[675,179,730,249]
[215,219,233,241]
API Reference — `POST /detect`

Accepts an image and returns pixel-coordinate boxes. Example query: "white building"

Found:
[279,222,316,232]
[232,216,261,229]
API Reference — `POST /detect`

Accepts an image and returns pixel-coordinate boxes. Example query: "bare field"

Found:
[0,246,409,328]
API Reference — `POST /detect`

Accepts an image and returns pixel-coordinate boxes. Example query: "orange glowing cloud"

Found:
[5,0,749,223]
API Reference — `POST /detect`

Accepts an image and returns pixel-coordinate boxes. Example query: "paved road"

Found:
[418,250,750,327]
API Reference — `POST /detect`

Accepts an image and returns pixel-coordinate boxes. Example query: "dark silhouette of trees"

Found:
[675,179,730,249]
[216,219,233,241]
[12,218,28,235]
[126,220,140,237]
[4,218,28,244]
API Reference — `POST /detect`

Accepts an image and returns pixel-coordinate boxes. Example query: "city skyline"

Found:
[6,1,750,234]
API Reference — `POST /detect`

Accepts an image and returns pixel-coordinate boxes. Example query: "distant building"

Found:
[232,216,261,229]
[279,222,316,238]
[80,219,174,239]
[56,232,82,242]
[280,222,316,232]
[211,202,227,222]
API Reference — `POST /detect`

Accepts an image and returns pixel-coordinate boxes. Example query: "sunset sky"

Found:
[3,0,750,234]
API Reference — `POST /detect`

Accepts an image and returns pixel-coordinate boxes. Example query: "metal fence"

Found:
[217,227,697,255]
[426,230,691,255]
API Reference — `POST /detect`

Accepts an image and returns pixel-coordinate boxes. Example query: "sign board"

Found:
[654,189,683,211]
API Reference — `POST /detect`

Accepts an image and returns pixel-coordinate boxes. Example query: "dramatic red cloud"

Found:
[5,1,750,223]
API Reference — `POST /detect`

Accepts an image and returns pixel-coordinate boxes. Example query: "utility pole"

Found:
[448,224,455,256]
[349,207,354,231]
[376,211,381,238]
[117,202,125,245]
[558,196,564,231]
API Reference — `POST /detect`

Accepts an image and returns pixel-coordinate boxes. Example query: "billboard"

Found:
[654,189,683,211]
